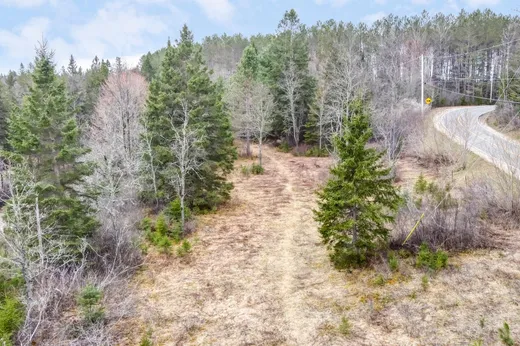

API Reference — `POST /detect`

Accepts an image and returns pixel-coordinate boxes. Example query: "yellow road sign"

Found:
[425,97,432,105]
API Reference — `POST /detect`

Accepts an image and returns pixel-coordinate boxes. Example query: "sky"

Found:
[0,0,518,73]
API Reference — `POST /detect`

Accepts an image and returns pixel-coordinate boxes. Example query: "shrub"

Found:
[373,274,385,287]
[416,243,448,271]
[0,296,23,345]
[338,316,351,336]
[278,141,290,153]
[388,252,399,272]
[251,163,264,175]
[155,235,172,254]
[421,275,429,291]
[155,214,169,237]
[305,146,328,157]
[77,284,104,325]
[470,339,483,346]
[176,240,192,257]
[140,329,153,346]
[394,178,490,251]
[166,199,191,223]
[499,322,514,346]
[140,217,153,232]
[240,165,251,177]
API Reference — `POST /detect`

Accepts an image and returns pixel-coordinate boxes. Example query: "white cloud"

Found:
[194,0,235,24]
[315,0,349,7]
[462,0,499,7]
[70,2,167,58]
[374,0,387,5]
[445,0,459,11]
[411,0,432,5]
[0,17,50,60]
[0,0,58,7]
[0,0,179,73]
[362,11,386,25]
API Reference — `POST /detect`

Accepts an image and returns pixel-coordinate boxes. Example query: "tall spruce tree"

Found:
[0,82,9,150]
[142,25,236,210]
[6,42,98,258]
[314,100,401,268]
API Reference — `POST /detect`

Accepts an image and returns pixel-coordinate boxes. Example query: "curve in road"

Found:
[434,105,520,179]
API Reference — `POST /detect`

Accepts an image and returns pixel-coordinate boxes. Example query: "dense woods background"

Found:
[0,8,519,345]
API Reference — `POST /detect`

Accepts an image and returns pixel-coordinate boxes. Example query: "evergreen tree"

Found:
[140,52,155,81]
[260,9,315,143]
[314,100,401,268]
[6,42,98,258]
[84,56,110,121]
[228,43,260,157]
[67,54,78,75]
[0,82,9,150]
[6,71,16,89]
[142,25,236,210]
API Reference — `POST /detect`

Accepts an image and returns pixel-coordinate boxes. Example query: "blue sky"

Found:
[0,0,518,73]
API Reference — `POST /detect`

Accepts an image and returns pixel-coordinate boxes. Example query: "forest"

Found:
[0,7,519,345]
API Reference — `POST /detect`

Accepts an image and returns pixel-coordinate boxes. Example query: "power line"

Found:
[425,82,520,105]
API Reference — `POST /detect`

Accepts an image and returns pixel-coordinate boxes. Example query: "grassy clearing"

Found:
[120,124,520,345]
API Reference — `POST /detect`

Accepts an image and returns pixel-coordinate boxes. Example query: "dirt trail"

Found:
[125,143,520,346]
[130,146,360,345]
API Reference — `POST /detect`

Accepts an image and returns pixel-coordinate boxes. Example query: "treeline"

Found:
[0,7,520,345]
[139,9,520,156]
[0,26,235,344]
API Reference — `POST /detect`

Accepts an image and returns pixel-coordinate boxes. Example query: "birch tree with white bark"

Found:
[251,83,275,167]
[168,99,205,230]
[281,61,303,149]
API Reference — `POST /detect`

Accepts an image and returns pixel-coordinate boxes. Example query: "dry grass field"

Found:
[119,110,520,345]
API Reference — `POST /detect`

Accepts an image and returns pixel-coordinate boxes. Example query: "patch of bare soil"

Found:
[121,144,520,346]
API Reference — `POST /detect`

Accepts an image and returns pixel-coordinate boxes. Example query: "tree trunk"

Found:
[258,137,263,167]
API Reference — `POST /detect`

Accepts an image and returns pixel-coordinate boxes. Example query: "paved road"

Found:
[434,105,520,179]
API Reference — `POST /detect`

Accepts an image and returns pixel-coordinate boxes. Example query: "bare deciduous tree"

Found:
[226,76,255,157]
[169,100,205,229]
[87,69,147,281]
[281,61,303,148]
[251,83,275,167]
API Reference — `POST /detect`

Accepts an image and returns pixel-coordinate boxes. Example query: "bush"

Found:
[176,240,192,257]
[416,243,448,271]
[155,234,172,254]
[0,296,23,345]
[338,316,351,336]
[278,141,290,153]
[394,177,491,251]
[421,275,429,291]
[251,163,264,175]
[499,322,514,346]
[166,199,191,223]
[388,252,399,272]
[77,284,104,325]
[372,274,385,286]
[240,165,251,177]
[305,146,328,157]
[140,217,153,232]
[155,213,169,237]
[140,329,153,346]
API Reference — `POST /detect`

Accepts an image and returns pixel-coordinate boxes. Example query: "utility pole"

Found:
[490,53,494,103]
[421,54,424,115]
